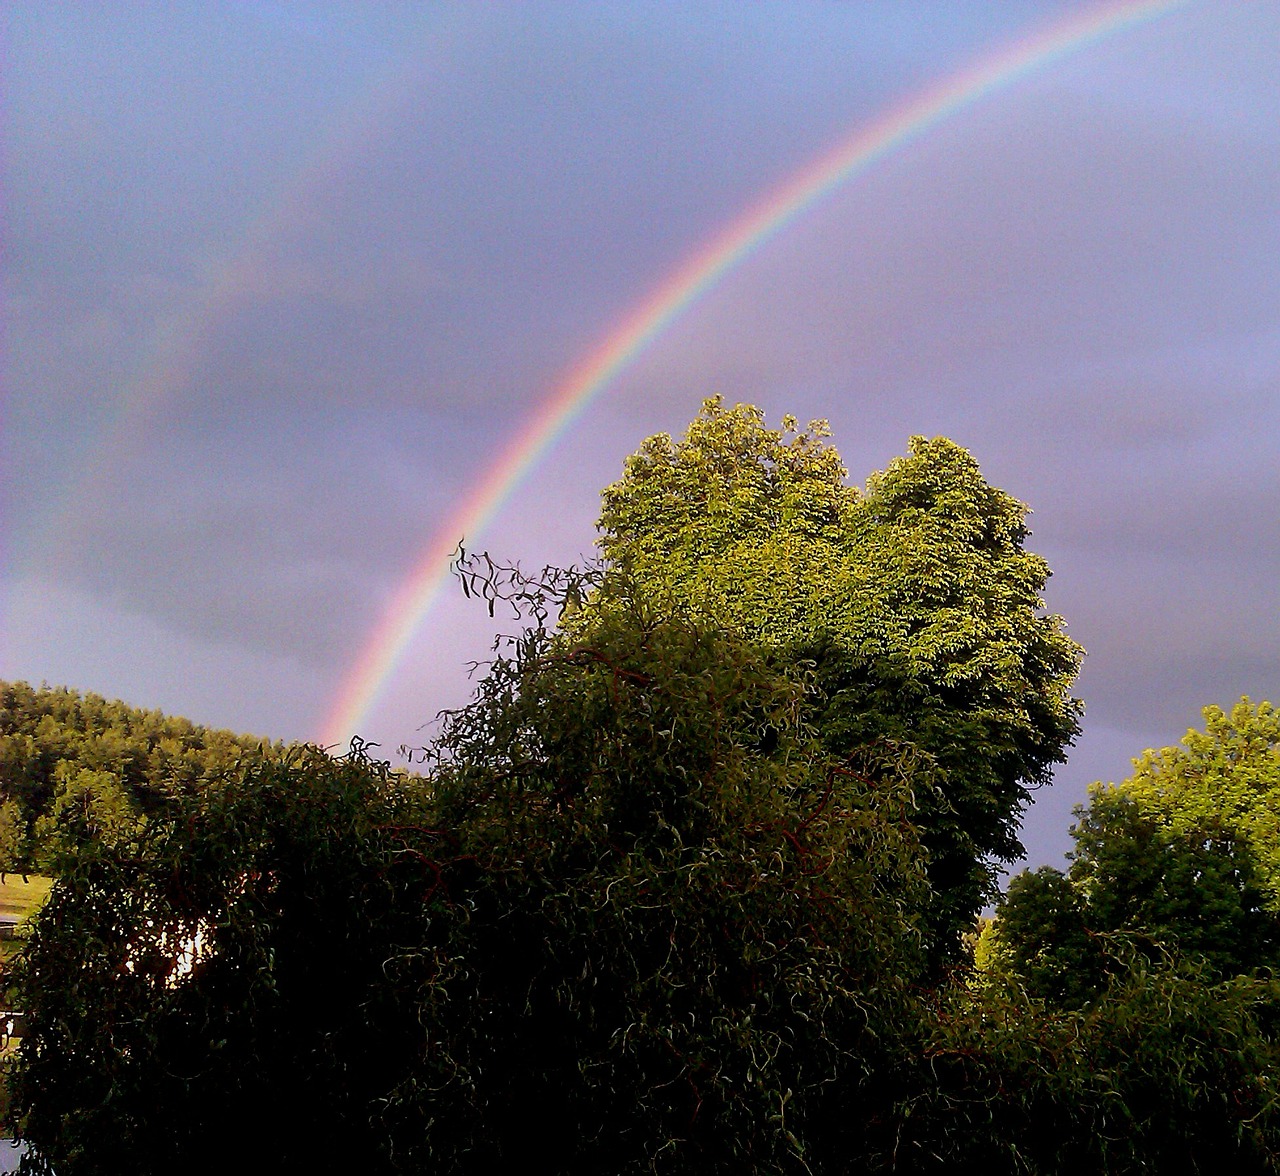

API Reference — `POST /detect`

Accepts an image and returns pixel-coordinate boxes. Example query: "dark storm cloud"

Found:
[50,472,387,667]
[40,396,482,667]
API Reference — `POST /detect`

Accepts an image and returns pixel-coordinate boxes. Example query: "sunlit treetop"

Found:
[1105,698,1280,905]
[592,398,1083,963]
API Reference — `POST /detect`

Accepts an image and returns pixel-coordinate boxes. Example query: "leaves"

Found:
[592,400,1082,965]
[9,600,936,1173]
[14,404,1276,1171]
[903,965,1280,1173]
[0,680,284,874]
[404,603,931,1171]
[988,699,1280,1003]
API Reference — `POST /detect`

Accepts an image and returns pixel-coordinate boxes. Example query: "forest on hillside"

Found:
[5,402,1279,1173]
[0,680,284,880]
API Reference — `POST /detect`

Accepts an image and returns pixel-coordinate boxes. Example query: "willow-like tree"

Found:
[593,398,1083,964]
[11,578,932,1173]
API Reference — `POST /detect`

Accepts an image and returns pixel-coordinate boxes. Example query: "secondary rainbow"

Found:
[16,14,470,582]
[320,0,1188,748]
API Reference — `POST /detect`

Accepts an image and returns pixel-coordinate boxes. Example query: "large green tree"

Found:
[593,398,1083,963]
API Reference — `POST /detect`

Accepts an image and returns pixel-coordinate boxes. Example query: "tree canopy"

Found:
[9,404,1279,1173]
[987,698,1280,1004]
[0,680,283,875]
[10,585,935,1173]
[1116,698,1280,902]
[594,398,1083,961]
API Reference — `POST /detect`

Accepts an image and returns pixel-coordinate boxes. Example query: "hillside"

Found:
[0,681,286,874]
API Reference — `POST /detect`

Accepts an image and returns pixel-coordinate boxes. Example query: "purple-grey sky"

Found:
[4,2,1278,872]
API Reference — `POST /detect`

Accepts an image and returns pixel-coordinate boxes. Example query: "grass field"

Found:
[0,876,54,986]
[0,878,52,928]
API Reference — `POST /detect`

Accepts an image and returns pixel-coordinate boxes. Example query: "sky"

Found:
[4,1,1278,872]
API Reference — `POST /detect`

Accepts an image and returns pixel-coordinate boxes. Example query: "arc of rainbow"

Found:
[320,0,1188,748]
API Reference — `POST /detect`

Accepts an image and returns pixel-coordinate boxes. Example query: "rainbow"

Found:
[319,0,1188,748]
[15,14,468,579]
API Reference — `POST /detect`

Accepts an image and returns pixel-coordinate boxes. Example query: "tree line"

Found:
[0,680,284,879]
[5,400,1278,1172]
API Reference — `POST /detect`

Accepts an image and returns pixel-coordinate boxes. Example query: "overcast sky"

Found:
[4,1,1278,870]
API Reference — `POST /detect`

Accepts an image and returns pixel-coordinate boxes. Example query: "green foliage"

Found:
[20,416,1279,1169]
[593,398,1083,962]
[10,575,933,1173]
[1119,698,1280,903]
[989,698,1280,1002]
[596,401,857,625]
[34,766,141,871]
[898,962,1280,1173]
[0,680,283,871]
[10,746,415,1175]
[406,595,929,1171]
[984,865,1102,1007]
[0,801,27,882]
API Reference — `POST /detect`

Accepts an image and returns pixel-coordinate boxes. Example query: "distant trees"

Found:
[0,800,25,883]
[0,681,282,872]
[34,766,139,872]
[594,399,1082,964]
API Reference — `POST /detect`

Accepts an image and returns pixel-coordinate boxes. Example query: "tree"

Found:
[401,585,932,1172]
[0,799,28,883]
[593,398,1083,964]
[988,698,1280,1001]
[1117,698,1280,900]
[10,577,933,1173]
[34,765,140,871]
[982,864,1101,1007]
[901,964,1280,1173]
[10,747,409,1175]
